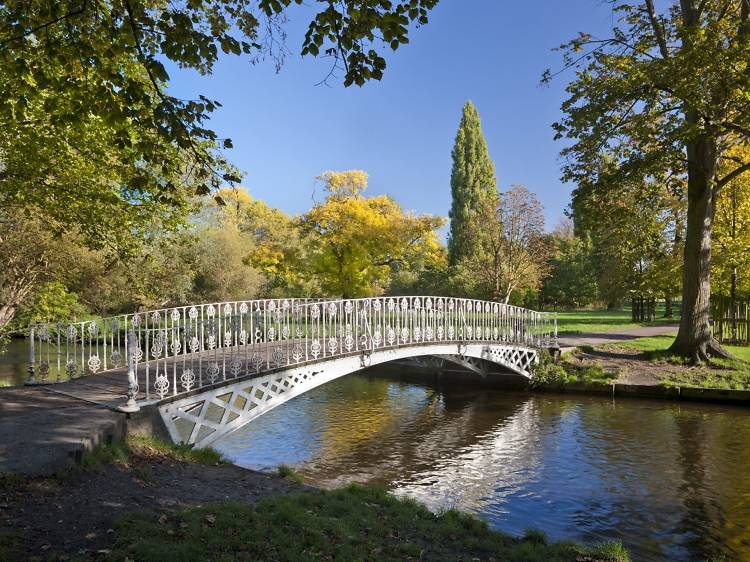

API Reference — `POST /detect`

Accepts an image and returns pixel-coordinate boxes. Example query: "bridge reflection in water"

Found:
[26,296,556,447]
[216,373,750,562]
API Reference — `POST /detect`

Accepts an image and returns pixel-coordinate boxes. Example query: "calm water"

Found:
[216,373,750,562]
[0,338,31,387]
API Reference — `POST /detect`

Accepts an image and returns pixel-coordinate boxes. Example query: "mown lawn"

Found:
[555,305,679,334]
[108,484,628,562]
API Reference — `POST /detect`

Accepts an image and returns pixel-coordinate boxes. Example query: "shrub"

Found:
[531,362,570,388]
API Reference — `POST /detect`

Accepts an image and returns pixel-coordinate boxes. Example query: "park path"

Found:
[557,324,679,352]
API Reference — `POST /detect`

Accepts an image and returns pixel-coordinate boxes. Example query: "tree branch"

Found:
[717,160,750,189]
[0,1,88,48]
[644,0,670,58]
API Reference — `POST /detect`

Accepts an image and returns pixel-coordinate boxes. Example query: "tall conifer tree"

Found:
[448,102,497,265]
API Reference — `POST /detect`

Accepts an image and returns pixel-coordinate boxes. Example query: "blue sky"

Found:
[167,1,615,230]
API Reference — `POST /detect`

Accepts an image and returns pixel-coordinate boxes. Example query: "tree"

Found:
[448,101,497,265]
[570,155,685,310]
[455,185,550,303]
[299,171,444,298]
[210,187,320,297]
[0,210,84,329]
[549,0,750,360]
[0,93,195,252]
[541,221,599,308]
[714,145,750,299]
[0,1,438,197]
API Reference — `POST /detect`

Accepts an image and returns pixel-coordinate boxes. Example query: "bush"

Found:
[531,362,570,388]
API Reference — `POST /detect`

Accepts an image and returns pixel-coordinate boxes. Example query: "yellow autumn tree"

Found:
[714,145,750,298]
[299,171,445,298]
[210,187,320,297]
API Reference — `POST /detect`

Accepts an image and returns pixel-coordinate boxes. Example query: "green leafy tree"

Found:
[570,156,685,310]
[548,0,750,359]
[0,1,438,198]
[0,94,196,251]
[541,221,599,308]
[0,210,83,329]
[448,101,497,265]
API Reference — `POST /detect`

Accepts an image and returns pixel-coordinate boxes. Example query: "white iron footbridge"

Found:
[27,296,558,448]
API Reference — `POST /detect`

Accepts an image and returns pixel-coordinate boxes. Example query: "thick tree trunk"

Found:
[669,134,731,361]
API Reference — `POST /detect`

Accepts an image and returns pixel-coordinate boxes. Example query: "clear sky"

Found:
[167,1,615,230]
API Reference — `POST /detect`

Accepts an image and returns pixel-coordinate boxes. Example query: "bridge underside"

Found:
[158,343,538,449]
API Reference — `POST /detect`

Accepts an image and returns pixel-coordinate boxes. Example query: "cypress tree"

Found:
[448,101,497,265]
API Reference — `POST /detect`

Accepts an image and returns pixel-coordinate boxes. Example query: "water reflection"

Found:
[216,372,750,562]
[0,338,30,386]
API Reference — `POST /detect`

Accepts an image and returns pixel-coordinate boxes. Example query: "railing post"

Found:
[25,325,38,385]
[554,305,558,343]
[118,330,140,413]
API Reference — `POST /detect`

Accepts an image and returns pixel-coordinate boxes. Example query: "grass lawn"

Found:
[603,335,750,390]
[109,484,628,562]
[555,305,679,334]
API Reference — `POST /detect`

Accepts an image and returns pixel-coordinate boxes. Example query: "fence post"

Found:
[25,325,37,385]
[118,330,140,413]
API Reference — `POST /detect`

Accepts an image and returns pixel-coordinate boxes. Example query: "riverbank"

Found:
[543,333,750,395]
[0,436,628,562]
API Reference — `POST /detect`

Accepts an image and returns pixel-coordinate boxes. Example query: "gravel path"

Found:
[557,324,679,351]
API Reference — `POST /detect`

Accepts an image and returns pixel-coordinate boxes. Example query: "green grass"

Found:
[603,335,750,390]
[277,463,305,484]
[531,360,618,389]
[555,306,678,334]
[53,435,226,480]
[127,435,227,466]
[107,484,628,562]
[0,531,21,562]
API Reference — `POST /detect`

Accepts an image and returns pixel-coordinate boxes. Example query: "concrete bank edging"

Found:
[536,382,750,405]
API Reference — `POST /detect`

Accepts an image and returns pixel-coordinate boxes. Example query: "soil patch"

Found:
[0,445,303,561]
[568,347,722,386]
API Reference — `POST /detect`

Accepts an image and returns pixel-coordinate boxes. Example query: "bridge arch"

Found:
[158,342,540,448]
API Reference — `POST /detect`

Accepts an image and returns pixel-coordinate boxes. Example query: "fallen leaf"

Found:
[205,514,216,525]
[158,514,168,525]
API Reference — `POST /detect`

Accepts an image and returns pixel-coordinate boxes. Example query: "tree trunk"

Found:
[669,134,731,361]
[664,296,674,318]
[0,304,17,330]
[503,284,513,305]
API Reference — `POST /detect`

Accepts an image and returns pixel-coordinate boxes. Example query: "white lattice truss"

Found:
[159,343,539,449]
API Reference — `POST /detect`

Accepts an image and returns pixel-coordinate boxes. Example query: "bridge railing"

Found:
[26,296,557,403]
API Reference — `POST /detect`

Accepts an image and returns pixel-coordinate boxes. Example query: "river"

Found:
[215,372,750,562]
[3,341,750,560]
